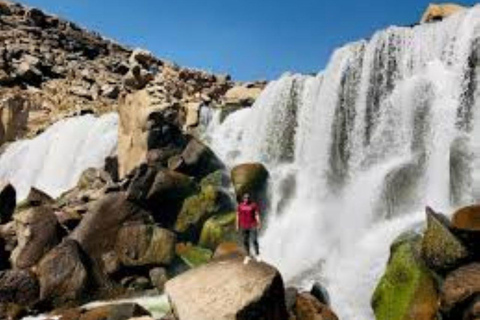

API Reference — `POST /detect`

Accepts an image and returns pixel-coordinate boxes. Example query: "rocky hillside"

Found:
[0,0,264,146]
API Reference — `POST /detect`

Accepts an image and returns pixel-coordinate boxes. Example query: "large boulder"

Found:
[212,242,247,260]
[11,206,61,269]
[115,223,176,267]
[293,292,338,320]
[231,163,269,201]
[174,185,233,241]
[421,207,469,272]
[223,84,264,108]
[36,239,90,308]
[199,212,238,250]
[0,270,39,306]
[420,3,466,23]
[371,232,439,320]
[0,181,16,224]
[175,243,213,268]
[451,205,480,250]
[441,263,480,315]
[165,257,288,320]
[70,193,152,265]
[169,138,224,179]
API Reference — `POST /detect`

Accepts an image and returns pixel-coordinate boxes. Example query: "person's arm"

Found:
[236,206,240,231]
[255,205,261,230]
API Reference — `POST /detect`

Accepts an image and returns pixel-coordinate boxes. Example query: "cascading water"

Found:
[0,113,118,200]
[208,6,480,319]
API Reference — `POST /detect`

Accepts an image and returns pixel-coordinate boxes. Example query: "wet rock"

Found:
[422,206,469,272]
[37,239,90,308]
[11,206,61,269]
[166,257,288,320]
[199,212,237,250]
[310,282,331,306]
[441,263,480,314]
[115,223,176,267]
[451,205,480,250]
[149,267,168,292]
[80,303,151,320]
[231,162,269,201]
[293,292,338,320]
[0,303,27,320]
[174,185,233,242]
[0,270,39,306]
[0,181,16,224]
[0,94,30,146]
[26,187,55,207]
[372,232,439,320]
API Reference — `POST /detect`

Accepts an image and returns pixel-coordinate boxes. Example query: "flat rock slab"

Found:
[165,257,288,320]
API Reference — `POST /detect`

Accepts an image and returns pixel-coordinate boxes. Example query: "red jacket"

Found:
[237,201,259,230]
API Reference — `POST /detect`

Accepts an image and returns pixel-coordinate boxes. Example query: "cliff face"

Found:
[0,0,264,146]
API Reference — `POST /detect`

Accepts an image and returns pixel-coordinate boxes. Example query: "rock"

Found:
[70,192,152,265]
[37,239,90,308]
[0,181,16,224]
[223,85,263,107]
[231,163,269,201]
[199,212,237,250]
[175,243,212,268]
[0,237,9,271]
[441,263,480,314]
[421,3,466,23]
[169,138,224,179]
[174,185,233,241]
[0,303,27,320]
[80,303,151,320]
[371,232,439,320]
[126,167,196,227]
[0,1,12,16]
[0,94,30,146]
[11,206,61,269]
[117,90,186,178]
[293,293,338,320]
[212,242,247,260]
[123,64,154,90]
[0,270,39,306]
[25,8,47,27]
[422,206,468,272]
[129,48,158,69]
[310,282,331,307]
[115,223,176,267]
[26,187,54,207]
[462,294,480,320]
[102,84,120,100]
[184,101,202,129]
[200,170,231,190]
[451,205,480,250]
[149,267,168,292]
[166,257,288,320]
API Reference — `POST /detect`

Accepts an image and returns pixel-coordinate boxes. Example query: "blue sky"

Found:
[19,0,478,81]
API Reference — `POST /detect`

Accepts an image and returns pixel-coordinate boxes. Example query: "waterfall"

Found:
[209,6,480,320]
[0,113,118,200]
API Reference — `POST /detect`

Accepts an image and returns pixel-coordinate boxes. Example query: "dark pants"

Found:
[242,229,259,256]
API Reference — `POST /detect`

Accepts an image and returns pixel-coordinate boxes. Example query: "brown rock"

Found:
[0,94,30,146]
[452,205,480,231]
[441,263,480,313]
[166,257,288,320]
[115,223,176,267]
[0,270,39,306]
[26,187,54,207]
[37,239,89,308]
[213,242,247,260]
[11,206,61,269]
[80,303,151,320]
[223,84,263,107]
[293,293,338,320]
[231,163,269,201]
[421,3,466,23]
[70,193,152,264]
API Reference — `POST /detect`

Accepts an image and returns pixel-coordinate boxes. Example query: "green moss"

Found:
[422,212,468,272]
[176,244,212,268]
[174,186,232,242]
[372,236,439,320]
[200,170,230,190]
[199,212,238,250]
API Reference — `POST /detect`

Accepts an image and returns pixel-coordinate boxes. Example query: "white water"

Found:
[0,113,118,200]
[208,6,480,320]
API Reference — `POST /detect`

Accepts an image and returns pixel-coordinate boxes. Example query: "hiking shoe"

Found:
[243,256,251,265]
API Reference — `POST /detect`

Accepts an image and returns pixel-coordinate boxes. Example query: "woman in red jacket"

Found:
[236,193,261,263]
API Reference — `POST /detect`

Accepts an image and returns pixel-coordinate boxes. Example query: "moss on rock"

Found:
[175,243,212,268]
[199,212,238,250]
[372,233,439,320]
[422,207,468,272]
[174,185,233,241]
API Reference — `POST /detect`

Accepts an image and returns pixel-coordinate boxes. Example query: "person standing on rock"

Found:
[236,193,261,264]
